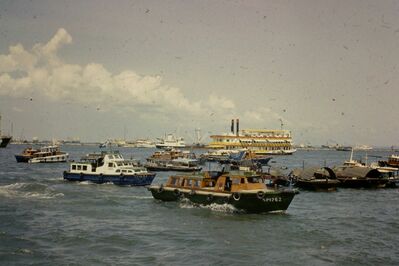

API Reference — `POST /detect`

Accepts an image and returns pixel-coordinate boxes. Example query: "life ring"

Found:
[158,184,164,193]
[174,189,181,197]
[232,192,241,201]
[206,194,214,202]
[257,191,265,200]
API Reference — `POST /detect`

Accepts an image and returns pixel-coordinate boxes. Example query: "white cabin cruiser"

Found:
[63,151,156,186]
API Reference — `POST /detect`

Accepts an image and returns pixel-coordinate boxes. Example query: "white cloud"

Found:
[242,107,287,129]
[0,28,236,121]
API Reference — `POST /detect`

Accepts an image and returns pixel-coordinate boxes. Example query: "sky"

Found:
[0,0,398,146]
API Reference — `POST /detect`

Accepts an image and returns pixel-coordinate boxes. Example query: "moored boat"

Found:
[144,149,200,172]
[207,119,296,155]
[145,158,202,172]
[333,166,388,188]
[199,149,272,169]
[0,115,12,148]
[291,167,340,191]
[135,139,156,148]
[63,151,156,186]
[148,170,298,213]
[379,154,399,168]
[0,136,12,148]
[155,134,185,149]
[15,145,69,163]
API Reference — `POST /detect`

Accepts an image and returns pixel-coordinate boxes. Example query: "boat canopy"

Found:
[292,167,336,180]
[335,167,382,179]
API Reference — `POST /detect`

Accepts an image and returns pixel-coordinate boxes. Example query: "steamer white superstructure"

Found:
[208,119,296,155]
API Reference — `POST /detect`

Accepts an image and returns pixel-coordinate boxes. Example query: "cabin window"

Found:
[128,170,133,173]
[185,179,193,187]
[122,170,127,173]
[170,177,178,185]
[77,165,82,170]
[248,177,261,183]
[116,169,120,173]
[232,178,240,185]
[193,180,201,187]
[72,165,76,170]
[241,178,246,184]
[108,163,113,167]
[83,165,87,171]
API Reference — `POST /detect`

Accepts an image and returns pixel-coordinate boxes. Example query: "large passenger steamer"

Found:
[208,119,296,155]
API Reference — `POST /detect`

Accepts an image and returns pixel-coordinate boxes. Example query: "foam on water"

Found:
[178,198,239,213]
[200,202,239,213]
[0,182,64,199]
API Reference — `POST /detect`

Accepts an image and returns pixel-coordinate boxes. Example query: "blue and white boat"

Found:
[63,151,156,186]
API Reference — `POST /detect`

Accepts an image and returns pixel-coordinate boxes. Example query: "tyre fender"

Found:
[256,191,265,200]
[232,192,241,201]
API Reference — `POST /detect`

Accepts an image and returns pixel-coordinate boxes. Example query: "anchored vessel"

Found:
[200,149,272,170]
[0,115,12,148]
[148,171,297,213]
[0,136,12,148]
[63,151,155,186]
[144,149,201,172]
[155,134,186,149]
[208,119,296,155]
[379,154,399,168]
[291,167,340,191]
[15,145,69,163]
[145,158,202,172]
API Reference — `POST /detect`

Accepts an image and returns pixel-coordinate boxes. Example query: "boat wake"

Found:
[76,181,117,186]
[0,182,64,199]
[200,203,240,213]
[179,199,239,213]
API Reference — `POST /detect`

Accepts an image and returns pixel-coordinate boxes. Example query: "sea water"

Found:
[1,145,398,265]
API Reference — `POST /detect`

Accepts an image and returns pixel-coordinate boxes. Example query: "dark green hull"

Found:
[148,186,297,213]
[337,177,389,188]
[295,179,340,191]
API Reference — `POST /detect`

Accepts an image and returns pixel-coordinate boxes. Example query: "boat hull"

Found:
[15,155,31,163]
[63,172,156,186]
[337,177,389,188]
[295,179,340,191]
[145,166,202,172]
[0,136,12,148]
[29,154,68,163]
[148,186,297,213]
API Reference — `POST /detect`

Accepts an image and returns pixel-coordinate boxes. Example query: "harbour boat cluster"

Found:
[289,149,399,191]
[2,118,399,214]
